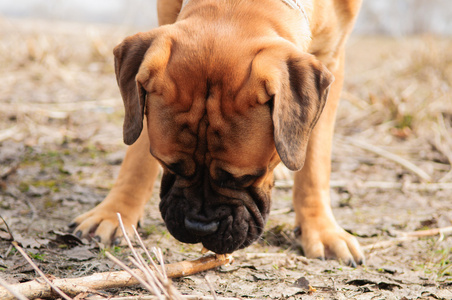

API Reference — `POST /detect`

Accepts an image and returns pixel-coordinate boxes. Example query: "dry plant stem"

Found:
[274,180,452,191]
[245,253,308,265]
[116,213,178,299]
[0,163,20,181]
[132,228,169,295]
[12,241,73,300]
[363,226,452,251]
[85,296,240,300]
[436,113,452,182]
[0,126,20,142]
[205,276,218,300]
[0,277,28,300]
[0,215,14,241]
[0,214,232,300]
[403,226,452,238]
[344,137,432,182]
[105,252,161,298]
[0,254,233,300]
[128,256,171,300]
[363,237,416,251]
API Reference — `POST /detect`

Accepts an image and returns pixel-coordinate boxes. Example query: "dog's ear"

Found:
[114,32,154,145]
[273,52,333,171]
[113,31,171,145]
[253,46,333,171]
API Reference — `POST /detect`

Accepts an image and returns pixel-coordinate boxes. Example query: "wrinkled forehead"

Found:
[169,36,254,92]
[161,51,255,126]
[146,71,273,171]
[144,34,275,172]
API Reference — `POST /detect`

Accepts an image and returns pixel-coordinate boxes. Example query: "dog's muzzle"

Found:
[159,171,271,254]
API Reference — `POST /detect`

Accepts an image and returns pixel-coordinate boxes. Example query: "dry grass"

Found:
[0,17,451,299]
[337,36,452,182]
[1,20,451,176]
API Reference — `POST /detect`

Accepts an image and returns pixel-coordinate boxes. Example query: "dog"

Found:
[70,0,364,266]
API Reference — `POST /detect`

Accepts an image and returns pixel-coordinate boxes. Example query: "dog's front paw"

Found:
[295,211,364,267]
[69,194,142,246]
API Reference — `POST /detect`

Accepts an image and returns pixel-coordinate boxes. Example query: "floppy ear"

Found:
[267,51,334,171]
[113,32,154,145]
[113,31,171,145]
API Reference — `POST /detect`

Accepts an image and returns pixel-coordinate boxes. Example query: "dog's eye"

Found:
[234,174,257,186]
[216,169,235,183]
[214,169,259,188]
[160,160,193,178]
[167,162,184,175]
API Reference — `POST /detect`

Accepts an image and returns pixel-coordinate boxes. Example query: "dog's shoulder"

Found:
[308,0,362,67]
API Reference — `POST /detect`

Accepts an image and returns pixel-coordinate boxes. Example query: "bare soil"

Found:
[0,18,451,299]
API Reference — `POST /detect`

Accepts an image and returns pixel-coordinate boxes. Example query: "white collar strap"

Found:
[181,0,190,9]
[181,0,309,25]
[281,0,309,26]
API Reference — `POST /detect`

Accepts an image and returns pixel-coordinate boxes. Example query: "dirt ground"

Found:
[0,17,451,299]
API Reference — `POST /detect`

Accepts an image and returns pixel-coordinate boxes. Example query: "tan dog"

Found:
[71,0,364,266]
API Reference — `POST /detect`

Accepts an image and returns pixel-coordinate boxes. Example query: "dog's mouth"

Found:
[159,172,271,254]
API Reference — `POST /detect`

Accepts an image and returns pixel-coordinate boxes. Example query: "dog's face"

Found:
[113,24,333,254]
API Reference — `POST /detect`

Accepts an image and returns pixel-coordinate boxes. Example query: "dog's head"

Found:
[113,24,333,254]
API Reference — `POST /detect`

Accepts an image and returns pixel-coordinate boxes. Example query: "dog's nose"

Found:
[184,218,219,236]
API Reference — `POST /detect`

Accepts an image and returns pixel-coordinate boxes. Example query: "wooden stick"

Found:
[403,226,452,238]
[85,296,240,300]
[12,241,73,300]
[0,253,233,300]
[363,226,452,251]
[435,113,452,182]
[362,237,415,251]
[0,277,28,300]
[115,213,183,300]
[344,138,432,182]
[245,253,309,264]
[0,126,20,142]
[0,215,14,241]
[274,180,452,191]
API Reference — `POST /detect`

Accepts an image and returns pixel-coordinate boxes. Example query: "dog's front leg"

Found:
[70,123,160,245]
[292,51,364,266]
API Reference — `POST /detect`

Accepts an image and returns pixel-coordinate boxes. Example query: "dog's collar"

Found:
[181,0,309,25]
[281,0,309,26]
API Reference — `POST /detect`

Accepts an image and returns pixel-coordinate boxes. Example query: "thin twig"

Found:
[131,226,168,295]
[127,256,165,300]
[132,225,164,277]
[270,207,293,215]
[0,162,20,180]
[403,226,452,238]
[116,213,169,299]
[342,137,432,182]
[105,252,158,295]
[362,237,416,251]
[205,276,218,300]
[12,241,73,300]
[1,215,233,300]
[0,277,28,300]
[436,113,452,182]
[115,213,181,300]
[25,198,38,232]
[0,254,233,300]
[363,226,452,251]
[0,126,20,142]
[274,180,452,191]
[85,296,240,300]
[0,98,119,113]
[0,215,14,241]
[118,214,176,299]
[151,247,167,280]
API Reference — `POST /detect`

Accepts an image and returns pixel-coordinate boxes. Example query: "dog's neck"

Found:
[181,0,309,25]
[280,0,309,25]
